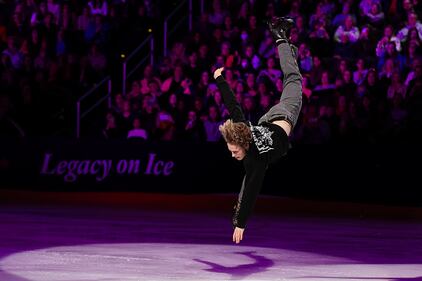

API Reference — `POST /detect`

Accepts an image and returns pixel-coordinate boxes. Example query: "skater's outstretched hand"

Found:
[233,227,244,244]
[213,67,224,79]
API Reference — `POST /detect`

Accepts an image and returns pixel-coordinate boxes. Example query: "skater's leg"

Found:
[258,42,302,128]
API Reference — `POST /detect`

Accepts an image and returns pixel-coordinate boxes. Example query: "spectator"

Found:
[127,80,142,105]
[211,88,228,118]
[257,94,273,117]
[236,2,250,30]
[377,41,406,72]
[102,111,121,139]
[332,2,356,28]
[387,70,406,100]
[298,42,313,73]
[2,37,23,69]
[404,41,420,70]
[222,15,238,42]
[169,41,187,66]
[389,94,407,133]
[274,77,284,98]
[258,35,276,59]
[127,117,148,140]
[376,25,402,57]
[77,7,92,31]
[294,15,308,43]
[288,0,302,20]
[406,27,422,47]
[365,2,385,28]
[193,97,206,119]
[356,25,377,60]
[359,0,381,17]
[309,18,331,57]
[258,57,282,84]
[87,0,108,16]
[161,64,185,95]
[113,93,124,114]
[314,71,336,91]
[378,57,396,81]
[309,2,328,30]
[183,110,205,141]
[302,75,313,102]
[245,72,258,97]
[246,15,263,49]
[86,43,107,76]
[47,0,60,24]
[203,105,223,142]
[33,39,50,71]
[222,67,237,90]
[196,70,211,98]
[242,95,259,124]
[156,110,176,141]
[139,64,155,95]
[309,55,324,86]
[353,58,369,85]
[365,68,385,101]
[0,15,7,49]
[208,0,229,26]
[30,3,48,28]
[397,12,422,42]
[405,58,422,141]
[334,15,360,57]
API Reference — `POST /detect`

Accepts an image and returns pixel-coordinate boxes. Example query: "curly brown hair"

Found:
[219,119,252,150]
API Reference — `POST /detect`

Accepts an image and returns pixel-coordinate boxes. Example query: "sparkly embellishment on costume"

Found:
[250,125,274,154]
[232,201,241,226]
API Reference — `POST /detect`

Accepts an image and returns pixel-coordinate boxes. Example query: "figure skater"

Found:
[213,17,302,244]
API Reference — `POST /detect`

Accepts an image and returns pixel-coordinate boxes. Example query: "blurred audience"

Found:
[2,0,422,144]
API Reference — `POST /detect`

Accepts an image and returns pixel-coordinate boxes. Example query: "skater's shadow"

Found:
[193,251,274,279]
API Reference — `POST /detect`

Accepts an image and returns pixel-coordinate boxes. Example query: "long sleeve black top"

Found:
[215,75,289,229]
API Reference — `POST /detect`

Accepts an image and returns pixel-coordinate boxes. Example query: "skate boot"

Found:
[266,16,295,45]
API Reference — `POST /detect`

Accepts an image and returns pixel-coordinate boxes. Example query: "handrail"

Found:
[189,0,192,30]
[78,76,110,102]
[126,34,153,61]
[168,15,188,37]
[122,35,154,96]
[163,0,192,57]
[80,94,111,119]
[166,0,186,19]
[76,78,112,138]
[127,56,149,79]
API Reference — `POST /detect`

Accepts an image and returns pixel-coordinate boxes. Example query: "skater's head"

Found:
[219,119,251,161]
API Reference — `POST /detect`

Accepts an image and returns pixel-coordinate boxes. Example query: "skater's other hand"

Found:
[213,67,224,79]
[233,227,244,244]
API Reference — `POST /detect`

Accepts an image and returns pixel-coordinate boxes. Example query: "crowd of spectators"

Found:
[0,0,161,136]
[1,0,422,144]
[105,0,422,144]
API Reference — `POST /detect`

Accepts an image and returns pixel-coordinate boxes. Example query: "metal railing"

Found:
[76,77,112,138]
[163,0,193,57]
[122,35,154,96]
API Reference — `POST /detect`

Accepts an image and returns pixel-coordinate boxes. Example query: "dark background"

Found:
[1,138,421,207]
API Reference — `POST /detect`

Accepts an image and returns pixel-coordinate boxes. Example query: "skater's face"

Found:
[227,143,246,161]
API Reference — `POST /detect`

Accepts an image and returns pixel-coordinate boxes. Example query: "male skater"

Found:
[213,17,302,244]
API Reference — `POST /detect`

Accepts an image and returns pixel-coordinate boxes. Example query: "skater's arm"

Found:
[213,67,246,123]
[232,160,267,229]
